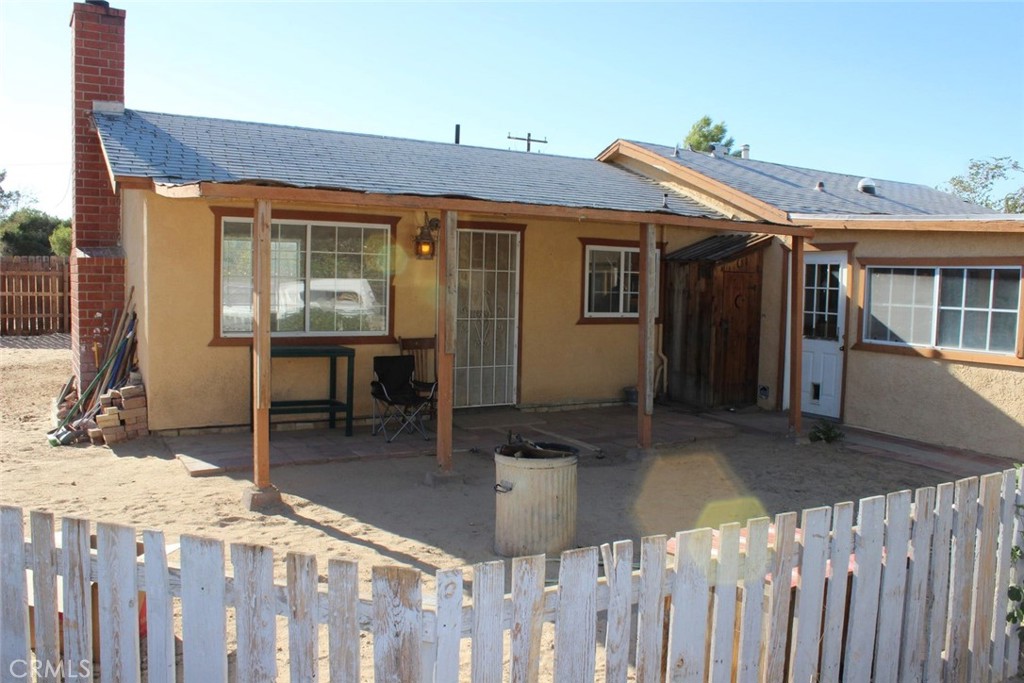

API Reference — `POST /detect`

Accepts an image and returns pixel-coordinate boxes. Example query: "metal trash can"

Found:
[494,442,578,557]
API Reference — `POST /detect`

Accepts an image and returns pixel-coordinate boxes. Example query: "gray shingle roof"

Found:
[627,141,997,216]
[92,109,721,219]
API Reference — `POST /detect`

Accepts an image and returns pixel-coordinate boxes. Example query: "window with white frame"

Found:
[584,245,642,317]
[220,218,390,337]
[864,265,1021,354]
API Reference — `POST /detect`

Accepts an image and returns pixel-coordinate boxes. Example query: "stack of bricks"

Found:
[88,384,148,445]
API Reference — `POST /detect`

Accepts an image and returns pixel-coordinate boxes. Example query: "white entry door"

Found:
[454,229,521,407]
[801,252,847,418]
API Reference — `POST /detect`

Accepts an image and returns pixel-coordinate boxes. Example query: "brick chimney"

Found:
[70,0,126,389]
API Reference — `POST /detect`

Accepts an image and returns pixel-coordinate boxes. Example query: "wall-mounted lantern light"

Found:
[415,215,441,259]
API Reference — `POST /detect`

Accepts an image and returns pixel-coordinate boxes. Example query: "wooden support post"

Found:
[789,235,804,433]
[246,198,279,508]
[637,223,656,448]
[435,210,458,472]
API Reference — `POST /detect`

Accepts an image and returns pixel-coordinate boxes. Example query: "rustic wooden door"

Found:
[714,253,763,405]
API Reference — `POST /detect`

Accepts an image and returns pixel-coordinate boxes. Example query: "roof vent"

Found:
[709,143,730,159]
[857,178,877,195]
[814,181,825,192]
[672,144,680,158]
[741,144,750,160]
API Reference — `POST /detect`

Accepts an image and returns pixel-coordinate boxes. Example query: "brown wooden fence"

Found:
[0,256,70,335]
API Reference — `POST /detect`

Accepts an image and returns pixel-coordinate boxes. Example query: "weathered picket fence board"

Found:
[1,471,1021,683]
[29,511,60,683]
[875,489,912,683]
[554,547,598,683]
[709,523,739,683]
[927,481,956,681]
[0,506,30,682]
[900,486,936,683]
[329,558,361,683]
[508,555,543,683]
[666,528,712,682]
[471,560,504,683]
[790,506,830,683]
[635,535,667,683]
[735,516,769,683]
[602,540,633,683]
[97,521,141,682]
[845,495,885,683]
[181,534,228,683]
[948,476,981,683]
[820,501,854,683]
[764,511,797,683]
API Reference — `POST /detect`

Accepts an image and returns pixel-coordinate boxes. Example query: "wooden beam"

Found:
[158,181,812,237]
[788,236,804,433]
[596,140,793,225]
[637,223,656,448]
[794,217,1024,233]
[435,210,458,472]
[252,199,272,489]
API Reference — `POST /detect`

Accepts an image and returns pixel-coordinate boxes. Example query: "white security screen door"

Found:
[454,229,521,407]
[801,252,847,418]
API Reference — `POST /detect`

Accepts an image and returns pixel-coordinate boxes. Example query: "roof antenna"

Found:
[673,144,680,158]
[507,132,548,152]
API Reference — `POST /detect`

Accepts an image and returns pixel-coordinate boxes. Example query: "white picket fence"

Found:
[0,469,1021,682]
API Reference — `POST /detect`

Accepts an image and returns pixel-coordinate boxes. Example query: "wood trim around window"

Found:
[209,206,401,347]
[576,237,665,325]
[853,256,1024,365]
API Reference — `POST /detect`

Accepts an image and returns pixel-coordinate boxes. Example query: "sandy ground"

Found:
[0,340,1000,680]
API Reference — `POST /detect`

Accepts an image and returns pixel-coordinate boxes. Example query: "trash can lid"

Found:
[495,442,578,459]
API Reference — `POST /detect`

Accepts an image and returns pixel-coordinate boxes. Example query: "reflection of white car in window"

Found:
[277,278,377,317]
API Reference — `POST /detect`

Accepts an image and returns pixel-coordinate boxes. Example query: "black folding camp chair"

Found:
[370,355,436,442]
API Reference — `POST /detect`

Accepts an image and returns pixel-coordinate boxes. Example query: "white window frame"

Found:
[863,264,1021,356]
[583,245,645,319]
[219,217,391,338]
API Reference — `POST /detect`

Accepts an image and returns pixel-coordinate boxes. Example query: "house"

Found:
[68,2,1022,503]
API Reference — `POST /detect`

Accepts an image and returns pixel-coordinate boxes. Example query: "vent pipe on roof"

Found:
[709,143,730,158]
[673,143,680,158]
[741,144,750,159]
[857,178,877,195]
[455,124,460,144]
[815,181,825,192]
[662,193,669,209]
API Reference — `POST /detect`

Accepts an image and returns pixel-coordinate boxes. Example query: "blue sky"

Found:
[2,1,1022,219]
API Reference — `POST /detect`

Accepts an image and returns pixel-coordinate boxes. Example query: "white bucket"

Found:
[494,447,578,557]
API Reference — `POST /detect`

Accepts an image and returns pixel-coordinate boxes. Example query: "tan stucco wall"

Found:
[820,229,1024,459]
[121,190,147,366]
[128,194,714,430]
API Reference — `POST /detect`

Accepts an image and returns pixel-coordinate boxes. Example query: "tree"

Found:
[684,115,741,156]
[0,208,70,256]
[0,169,23,217]
[943,156,1024,213]
[49,224,72,256]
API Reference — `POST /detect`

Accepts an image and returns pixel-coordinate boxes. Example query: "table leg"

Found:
[345,354,354,436]
[329,356,337,429]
